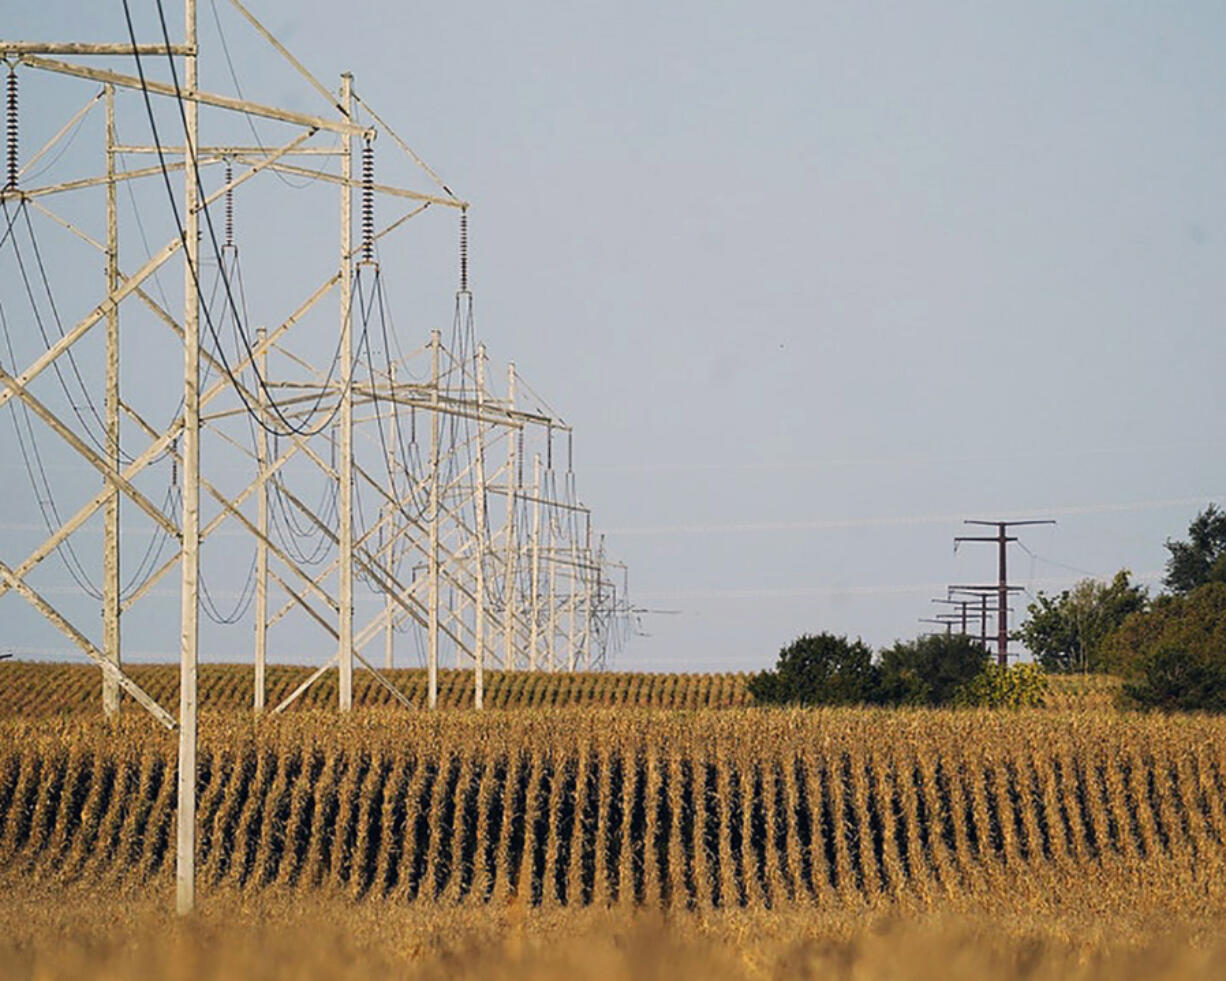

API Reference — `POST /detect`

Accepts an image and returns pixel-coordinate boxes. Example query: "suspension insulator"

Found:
[360,138,375,264]
[459,208,469,292]
[224,161,234,250]
[5,69,18,191]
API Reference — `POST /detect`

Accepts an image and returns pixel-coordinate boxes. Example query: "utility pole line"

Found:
[7,17,642,936]
[2,11,638,926]
[931,597,970,635]
[918,616,954,636]
[952,517,1053,666]
[948,586,1015,653]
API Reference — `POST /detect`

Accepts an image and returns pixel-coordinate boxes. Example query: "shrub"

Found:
[954,663,1049,708]
[1122,646,1226,712]
[748,633,877,706]
[1164,504,1226,594]
[1015,570,1148,674]
[1100,583,1226,711]
[877,634,988,706]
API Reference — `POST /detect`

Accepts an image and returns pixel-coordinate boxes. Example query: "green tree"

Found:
[1164,504,1226,595]
[1015,570,1148,673]
[748,633,877,706]
[1122,646,1226,712]
[1100,583,1226,710]
[876,633,988,706]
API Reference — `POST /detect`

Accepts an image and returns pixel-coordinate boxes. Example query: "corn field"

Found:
[1,709,1222,909]
[0,662,1114,717]
[0,663,753,716]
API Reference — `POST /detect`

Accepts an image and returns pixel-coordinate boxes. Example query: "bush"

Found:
[1015,570,1148,674]
[877,634,988,706]
[753,631,998,708]
[1099,583,1226,713]
[1164,504,1226,594]
[748,633,877,706]
[954,663,1049,708]
[1122,646,1226,712]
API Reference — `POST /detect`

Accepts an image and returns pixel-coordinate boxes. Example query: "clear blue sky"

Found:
[2,2,1224,672]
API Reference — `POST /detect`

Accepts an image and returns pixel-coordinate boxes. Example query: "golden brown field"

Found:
[0,664,1218,978]
[0,660,1115,716]
[0,661,754,715]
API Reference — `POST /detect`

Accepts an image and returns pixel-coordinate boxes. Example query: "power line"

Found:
[122,0,354,439]
[954,519,1055,666]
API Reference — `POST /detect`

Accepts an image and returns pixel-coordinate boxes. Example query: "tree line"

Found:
[1016,504,1226,710]
[753,505,1226,711]
[749,632,1047,709]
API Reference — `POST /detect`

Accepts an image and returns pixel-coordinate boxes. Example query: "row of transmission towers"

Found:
[0,0,634,911]
[917,519,1054,665]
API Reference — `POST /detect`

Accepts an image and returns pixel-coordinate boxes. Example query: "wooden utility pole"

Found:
[502,363,517,670]
[931,597,971,634]
[473,341,487,708]
[428,328,441,708]
[103,82,120,717]
[953,518,1054,666]
[337,72,354,713]
[948,586,1014,652]
[383,362,399,670]
[528,454,541,671]
[176,0,200,918]
[919,616,955,636]
[254,327,268,712]
[546,515,557,670]
[579,512,593,669]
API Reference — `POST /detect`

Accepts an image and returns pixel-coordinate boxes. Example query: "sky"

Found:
[2,1,1225,673]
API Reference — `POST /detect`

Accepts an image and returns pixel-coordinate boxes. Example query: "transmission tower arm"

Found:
[952,518,1055,667]
[964,519,1057,528]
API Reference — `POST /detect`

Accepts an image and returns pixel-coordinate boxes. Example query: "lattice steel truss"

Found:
[0,0,632,913]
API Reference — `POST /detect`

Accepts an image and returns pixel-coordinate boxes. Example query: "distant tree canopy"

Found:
[749,631,1038,708]
[876,634,987,706]
[1121,645,1226,713]
[1015,570,1148,674]
[1099,580,1226,673]
[747,633,876,707]
[1164,504,1226,595]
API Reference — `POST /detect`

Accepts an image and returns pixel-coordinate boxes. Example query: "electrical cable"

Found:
[2,198,128,462]
[200,540,258,623]
[18,94,96,184]
[207,0,322,190]
[123,0,352,439]
[0,289,103,598]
